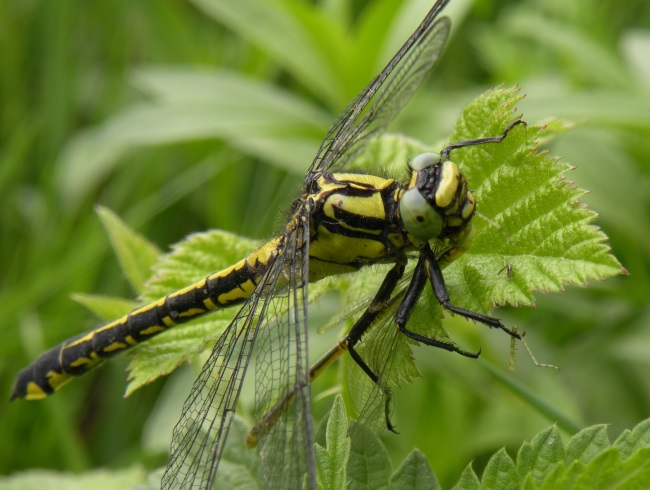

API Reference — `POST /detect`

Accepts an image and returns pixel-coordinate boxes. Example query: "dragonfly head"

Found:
[399,152,475,242]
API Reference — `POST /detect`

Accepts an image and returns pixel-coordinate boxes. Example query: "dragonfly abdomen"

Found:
[11,238,281,400]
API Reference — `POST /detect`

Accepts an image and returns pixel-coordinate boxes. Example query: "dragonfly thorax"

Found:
[399,152,475,242]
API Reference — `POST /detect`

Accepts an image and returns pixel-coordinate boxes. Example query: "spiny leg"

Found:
[395,256,482,358]
[343,260,408,432]
[420,244,522,339]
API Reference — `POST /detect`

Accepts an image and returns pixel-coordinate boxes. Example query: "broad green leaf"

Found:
[389,450,439,490]
[341,86,622,433]
[315,395,351,490]
[461,419,650,490]
[96,206,161,293]
[446,87,623,317]
[124,230,259,394]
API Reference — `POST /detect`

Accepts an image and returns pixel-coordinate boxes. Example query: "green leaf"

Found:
[461,419,650,489]
[56,68,330,206]
[452,464,481,490]
[315,395,351,490]
[565,424,610,465]
[347,423,392,490]
[619,447,650,488]
[445,87,623,316]
[516,426,565,486]
[96,206,162,294]
[389,450,439,490]
[338,86,623,431]
[614,418,650,461]
[481,448,517,490]
[69,293,136,322]
[574,447,622,489]
[124,230,259,395]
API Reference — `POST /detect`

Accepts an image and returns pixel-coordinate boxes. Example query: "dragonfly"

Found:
[12,0,525,487]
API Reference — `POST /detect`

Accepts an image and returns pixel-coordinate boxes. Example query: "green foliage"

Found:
[2,0,650,488]
[315,409,650,490]
[210,402,650,490]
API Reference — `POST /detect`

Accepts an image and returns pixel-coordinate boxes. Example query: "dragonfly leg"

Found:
[420,244,522,339]
[345,259,407,432]
[395,256,481,358]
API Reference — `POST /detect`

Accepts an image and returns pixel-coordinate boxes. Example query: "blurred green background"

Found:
[1,0,649,487]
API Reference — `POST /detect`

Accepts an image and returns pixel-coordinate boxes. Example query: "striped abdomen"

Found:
[11,239,280,400]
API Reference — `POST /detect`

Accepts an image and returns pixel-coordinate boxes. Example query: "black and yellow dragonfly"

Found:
[12,0,525,487]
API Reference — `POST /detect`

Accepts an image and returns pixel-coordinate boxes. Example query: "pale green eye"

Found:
[409,152,440,171]
[399,187,443,240]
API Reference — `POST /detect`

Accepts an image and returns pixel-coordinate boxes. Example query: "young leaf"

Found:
[340,86,623,431]
[452,464,481,490]
[516,426,565,486]
[480,448,517,490]
[315,395,351,490]
[461,419,650,489]
[96,206,161,294]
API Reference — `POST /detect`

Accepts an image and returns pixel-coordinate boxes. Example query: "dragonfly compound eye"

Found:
[400,153,476,241]
[399,186,444,240]
[408,151,440,171]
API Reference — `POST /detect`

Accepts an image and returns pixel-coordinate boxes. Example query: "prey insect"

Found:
[12,0,526,488]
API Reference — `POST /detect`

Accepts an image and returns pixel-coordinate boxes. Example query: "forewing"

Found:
[160,215,315,489]
[253,209,315,488]
[307,0,450,177]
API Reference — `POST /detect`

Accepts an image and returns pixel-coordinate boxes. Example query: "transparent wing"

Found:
[345,287,407,434]
[253,212,315,488]
[161,212,315,489]
[345,269,447,436]
[307,0,450,178]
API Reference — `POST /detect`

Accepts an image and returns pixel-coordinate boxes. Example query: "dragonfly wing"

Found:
[254,209,315,488]
[161,212,316,489]
[307,0,451,177]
